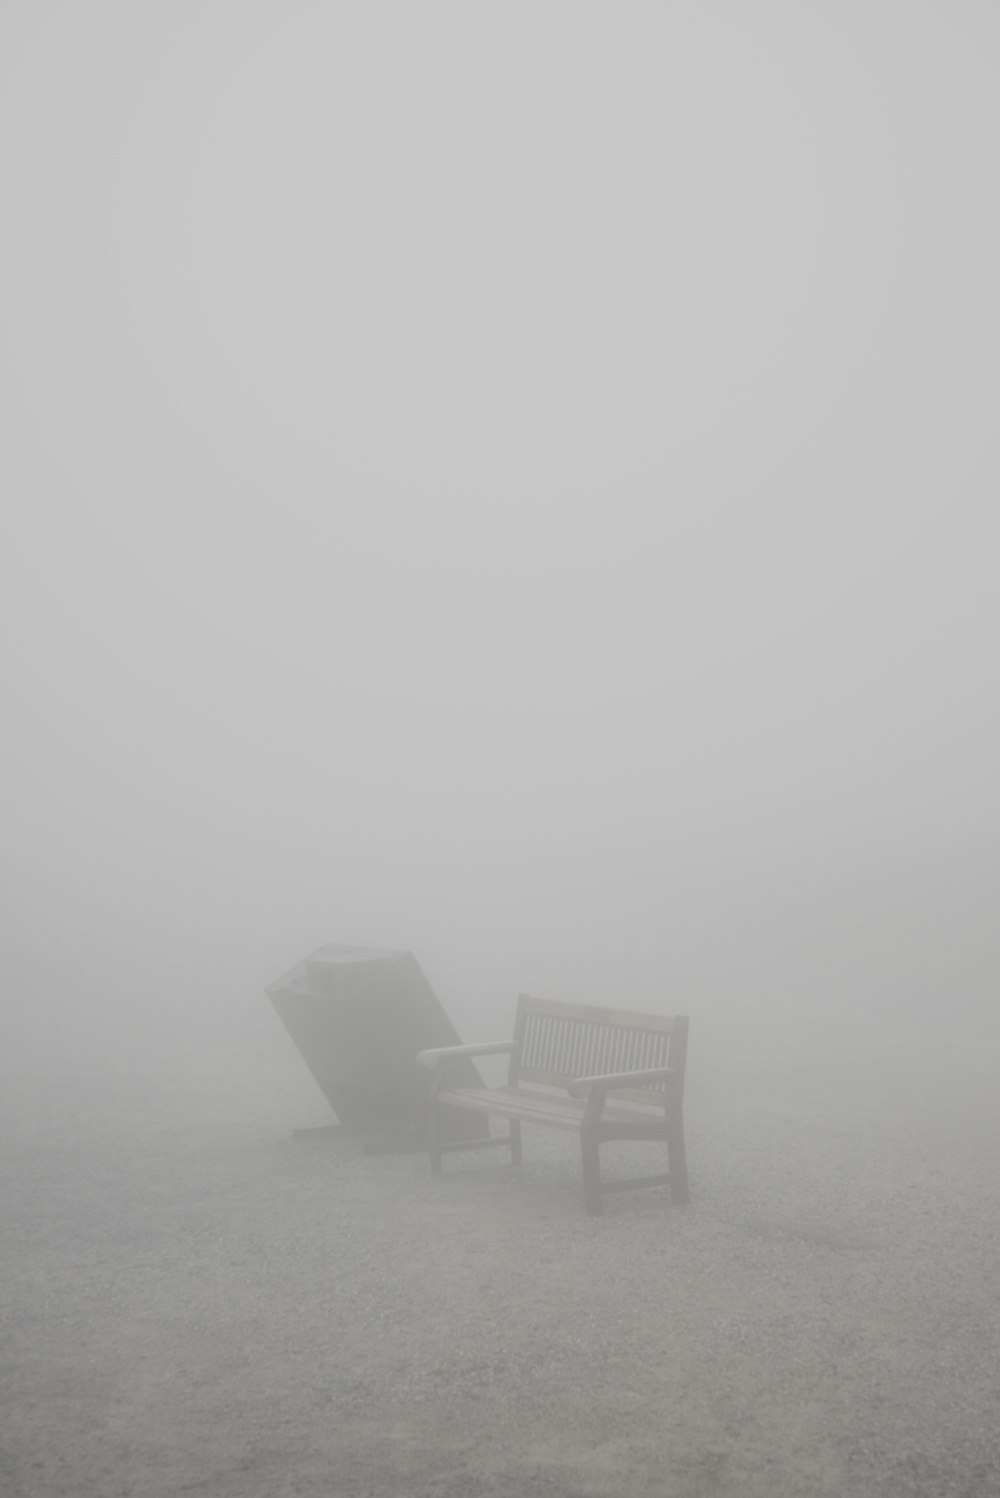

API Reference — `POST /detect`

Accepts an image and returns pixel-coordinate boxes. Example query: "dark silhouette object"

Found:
[418,994,690,1215]
[267,944,489,1149]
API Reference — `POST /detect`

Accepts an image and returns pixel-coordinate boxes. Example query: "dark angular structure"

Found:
[266,944,489,1145]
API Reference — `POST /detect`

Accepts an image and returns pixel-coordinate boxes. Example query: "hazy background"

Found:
[2,1,997,1081]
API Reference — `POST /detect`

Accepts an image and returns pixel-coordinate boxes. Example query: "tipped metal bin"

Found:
[267,944,489,1145]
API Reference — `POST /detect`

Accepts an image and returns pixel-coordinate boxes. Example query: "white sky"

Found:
[2,2,998,1056]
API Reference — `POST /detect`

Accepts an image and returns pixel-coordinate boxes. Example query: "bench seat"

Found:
[436,1085,671,1135]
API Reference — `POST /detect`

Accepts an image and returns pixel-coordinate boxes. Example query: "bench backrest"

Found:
[512,994,688,1108]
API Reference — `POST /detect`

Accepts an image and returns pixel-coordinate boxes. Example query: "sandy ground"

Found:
[2,1025,999,1498]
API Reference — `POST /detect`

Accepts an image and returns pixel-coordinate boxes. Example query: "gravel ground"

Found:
[1,1028,998,1498]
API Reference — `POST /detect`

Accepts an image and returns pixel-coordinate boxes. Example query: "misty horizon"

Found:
[4,3,997,1078]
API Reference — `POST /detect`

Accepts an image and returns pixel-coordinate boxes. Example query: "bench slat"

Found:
[520,1009,673,1105]
[518,995,677,1032]
[437,1087,590,1131]
[437,1086,668,1136]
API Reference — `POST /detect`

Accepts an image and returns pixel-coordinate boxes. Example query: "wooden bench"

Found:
[416,994,689,1216]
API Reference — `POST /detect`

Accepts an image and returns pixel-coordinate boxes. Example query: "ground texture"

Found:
[2,1032,998,1498]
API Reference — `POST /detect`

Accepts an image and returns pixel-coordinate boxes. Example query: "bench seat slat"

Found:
[436,1085,667,1135]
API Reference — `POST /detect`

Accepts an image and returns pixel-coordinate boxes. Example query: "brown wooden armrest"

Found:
[416,1040,519,1070]
[567,1066,675,1098]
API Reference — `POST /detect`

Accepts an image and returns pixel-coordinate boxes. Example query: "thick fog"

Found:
[3,2,998,1076]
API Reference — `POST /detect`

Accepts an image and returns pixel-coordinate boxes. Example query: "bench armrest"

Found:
[567,1066,675,1098]
[416,1040,519,1070]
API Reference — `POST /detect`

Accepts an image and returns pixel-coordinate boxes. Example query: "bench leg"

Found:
[510,1119,523,1166]
[667,1115,689,1205]
[581,1131,603,1216]
[428,1096,443,1177]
